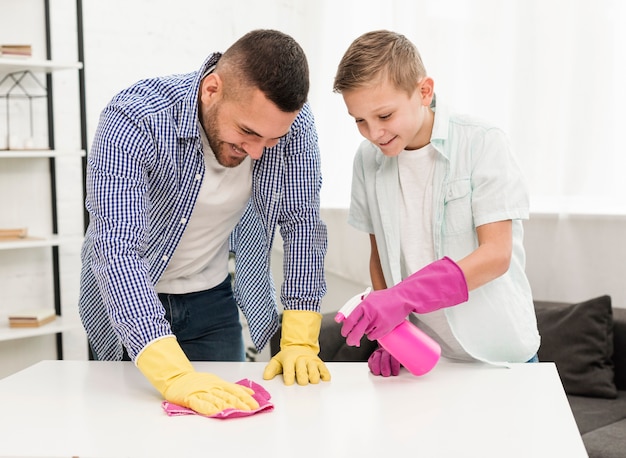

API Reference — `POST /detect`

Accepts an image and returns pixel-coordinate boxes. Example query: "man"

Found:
[79,29,330,416]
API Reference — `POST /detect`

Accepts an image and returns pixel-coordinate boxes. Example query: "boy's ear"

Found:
[419,77,435,105]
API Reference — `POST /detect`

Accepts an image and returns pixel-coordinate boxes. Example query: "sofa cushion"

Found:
[612,307,626,390]
[318,313,378,361]
[535,296,617,398]
[581,417,626,458]
[567,391,626,435]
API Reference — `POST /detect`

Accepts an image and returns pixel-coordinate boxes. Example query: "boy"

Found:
[333,30,539,376]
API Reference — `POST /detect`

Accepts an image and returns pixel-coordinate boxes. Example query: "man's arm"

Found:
[86,106,172,359]
[262,104,331,385]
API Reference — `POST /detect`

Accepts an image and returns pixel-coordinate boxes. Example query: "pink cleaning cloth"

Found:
[161,378,274,420]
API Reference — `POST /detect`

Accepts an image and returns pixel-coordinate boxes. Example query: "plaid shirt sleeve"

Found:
[79,70,205,361]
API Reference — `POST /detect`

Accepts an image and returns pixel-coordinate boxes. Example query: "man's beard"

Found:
[202,103,247,168]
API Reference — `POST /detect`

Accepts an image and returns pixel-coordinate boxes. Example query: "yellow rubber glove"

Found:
[263,310,331,385]
[136,336,259,415]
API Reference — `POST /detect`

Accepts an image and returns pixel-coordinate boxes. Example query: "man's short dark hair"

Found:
[219,29,309,112]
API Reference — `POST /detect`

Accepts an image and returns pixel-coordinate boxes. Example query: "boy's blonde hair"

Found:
[333,30,427,96]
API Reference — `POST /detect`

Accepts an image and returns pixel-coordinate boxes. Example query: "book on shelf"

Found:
[0,227,28,240]
[0,44,32,57]
[8,308,56,328]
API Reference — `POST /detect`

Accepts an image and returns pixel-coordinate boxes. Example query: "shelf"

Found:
[0,1,88,363]
[0,315,78,342]
[0,57,83,74]
[0,149,86,158]
[0,235,83,251]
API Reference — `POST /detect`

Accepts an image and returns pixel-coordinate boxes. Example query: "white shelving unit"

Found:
[0,1,87,356]
[0,234,68,250]
[0,57,84,344]
[0,316,69,342]
[0,149,84,158]
[0,57,82,74]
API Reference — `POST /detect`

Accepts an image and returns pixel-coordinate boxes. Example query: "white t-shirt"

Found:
[398,144,474,361]
[156,123,252,294]
[398,144,436,275]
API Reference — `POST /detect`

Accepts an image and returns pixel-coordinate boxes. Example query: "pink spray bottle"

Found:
[335,288,441,376]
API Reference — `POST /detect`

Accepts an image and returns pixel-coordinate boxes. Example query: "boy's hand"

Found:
[341,257,468,345]
[368,346,400,376]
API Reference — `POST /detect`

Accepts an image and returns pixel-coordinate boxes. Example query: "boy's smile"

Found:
[342,77,435,156]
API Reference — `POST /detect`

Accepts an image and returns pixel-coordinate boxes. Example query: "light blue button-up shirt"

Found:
[78,53,327,361]
[349,100,540,363]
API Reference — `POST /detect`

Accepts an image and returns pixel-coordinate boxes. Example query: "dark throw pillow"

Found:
[535,296,617,398]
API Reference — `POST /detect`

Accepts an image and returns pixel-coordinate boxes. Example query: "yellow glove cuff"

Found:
[136,336,193,396]
[136,336,259,415]
[280,310,322,352]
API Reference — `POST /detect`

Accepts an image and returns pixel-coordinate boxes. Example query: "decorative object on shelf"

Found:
[0,68,48,150]
[0,227,28,240]
[8,308,56,328]
[0,44,32,58]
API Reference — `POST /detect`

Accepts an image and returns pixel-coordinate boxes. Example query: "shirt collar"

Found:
[429,95,451,160]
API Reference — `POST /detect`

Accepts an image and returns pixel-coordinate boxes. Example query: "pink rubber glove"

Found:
[368,346,401,377]
[341,257,468,346]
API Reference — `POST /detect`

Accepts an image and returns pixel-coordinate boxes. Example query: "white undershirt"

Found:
[397,144,474,361]
[398,144,436,275]
[155,122,252,294]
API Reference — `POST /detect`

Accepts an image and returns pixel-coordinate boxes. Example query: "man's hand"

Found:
[263,310,331,385]
[137,337,259,416]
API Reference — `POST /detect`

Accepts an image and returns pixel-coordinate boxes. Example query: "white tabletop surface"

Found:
[0,359,586,458]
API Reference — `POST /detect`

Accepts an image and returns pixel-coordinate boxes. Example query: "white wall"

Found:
[81,0,626,210]
[524,214,626,307]
[308,209,626,313]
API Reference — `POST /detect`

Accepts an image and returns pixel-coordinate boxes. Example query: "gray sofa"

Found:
[534,297,626,458]
[270,296,626,457]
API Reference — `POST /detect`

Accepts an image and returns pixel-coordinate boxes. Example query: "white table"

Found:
[0,359,586,457]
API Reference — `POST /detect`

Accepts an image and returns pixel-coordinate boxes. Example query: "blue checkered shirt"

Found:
[78,53,327,361]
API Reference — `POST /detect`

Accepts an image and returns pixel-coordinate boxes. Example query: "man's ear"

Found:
[199,73,222,103]
[419,77,435,105]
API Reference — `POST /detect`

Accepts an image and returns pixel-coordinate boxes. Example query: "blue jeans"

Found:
[156,275,245,362]
[526,354,539,363]
[117,276,244,362]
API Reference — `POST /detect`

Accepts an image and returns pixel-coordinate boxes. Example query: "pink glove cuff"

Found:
[161,379,274,420]
[437,256,469,305]
[340,256,468,346]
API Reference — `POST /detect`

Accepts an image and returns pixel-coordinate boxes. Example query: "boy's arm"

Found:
[369,234,388,290]
[456,220,512,290]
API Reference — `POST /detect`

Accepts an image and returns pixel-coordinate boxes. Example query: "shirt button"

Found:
[162,255,168,262]
[180,217,187,224]
[195,173,202,181]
